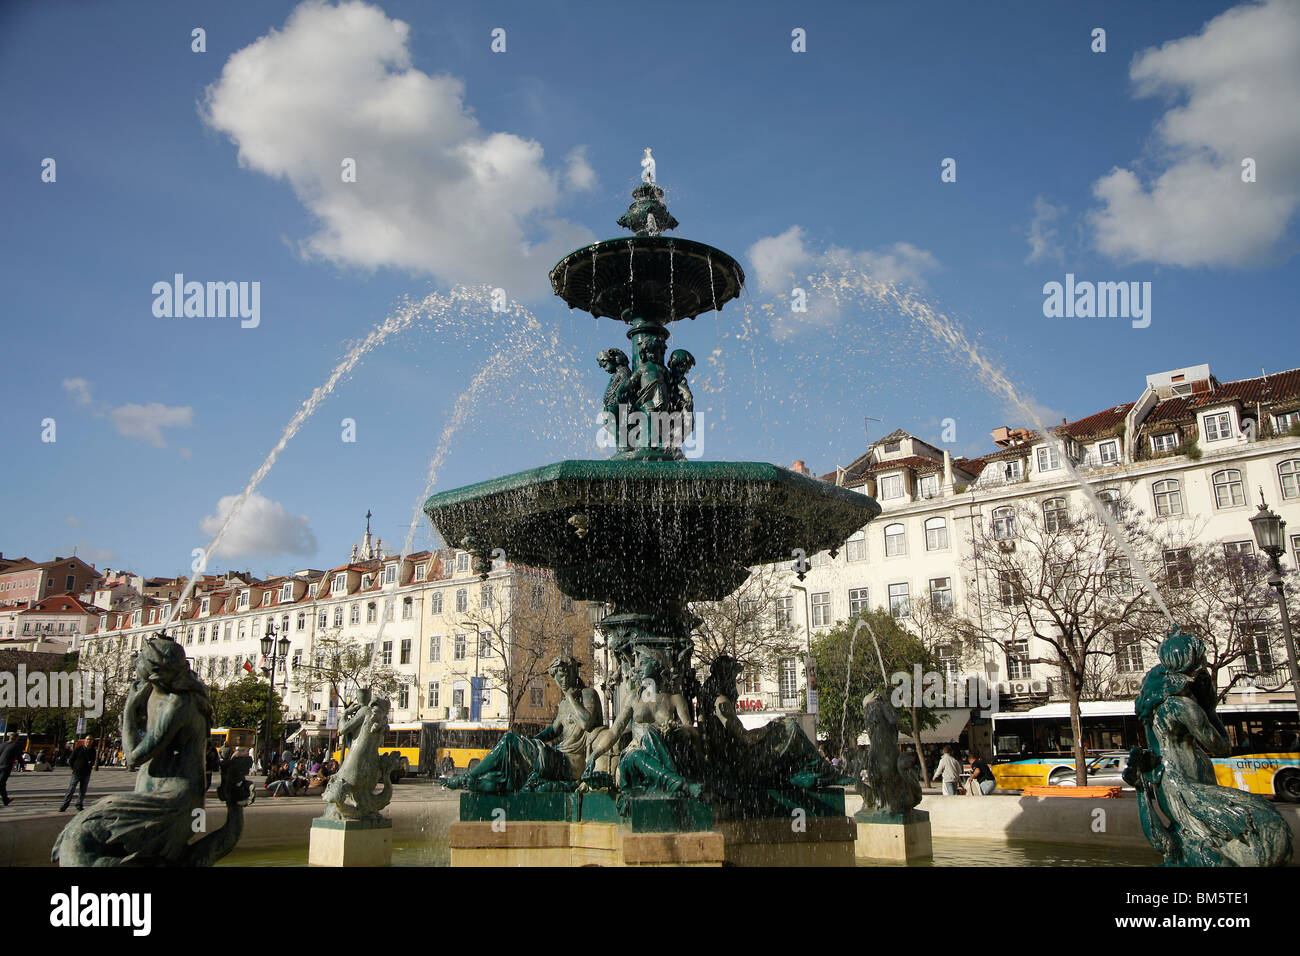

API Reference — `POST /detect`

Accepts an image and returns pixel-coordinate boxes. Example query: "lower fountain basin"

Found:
[423,459,880,608]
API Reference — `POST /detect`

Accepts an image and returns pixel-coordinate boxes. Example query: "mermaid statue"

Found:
[52,633,252,866]
[322,693,401,820]
[442,656,603,794]
[1123,628,1293,867]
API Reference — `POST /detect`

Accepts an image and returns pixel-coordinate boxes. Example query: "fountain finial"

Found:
[640,147,656,185]
[618,152,678,236]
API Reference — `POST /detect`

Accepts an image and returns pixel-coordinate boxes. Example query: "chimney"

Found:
[790,460,811,476]
[943,449,954,491]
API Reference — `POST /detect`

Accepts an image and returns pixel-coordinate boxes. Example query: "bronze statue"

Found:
[1124,629,1292,867]
[443,656,603,793]
[859,691,923,817]
[322,693,400,821]
[52,633,251,866]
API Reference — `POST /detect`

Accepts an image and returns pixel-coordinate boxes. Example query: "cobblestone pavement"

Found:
[0,766,458,822]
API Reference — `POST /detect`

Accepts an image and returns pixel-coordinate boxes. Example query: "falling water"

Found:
[806,268,1174,626]
[839,615,891,757]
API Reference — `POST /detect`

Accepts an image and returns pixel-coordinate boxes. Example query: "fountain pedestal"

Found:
[308,816,393,867]
[854,809,933,863]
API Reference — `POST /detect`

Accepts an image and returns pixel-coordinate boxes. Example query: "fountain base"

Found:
[854,808,933,863]
[308,816,393,867]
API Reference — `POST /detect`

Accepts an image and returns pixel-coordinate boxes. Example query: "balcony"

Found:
[1228,665,1291,692]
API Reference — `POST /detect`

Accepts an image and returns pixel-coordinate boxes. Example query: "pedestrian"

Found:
[205,743,221,790]
[966,752,996,796]
[0,733,25,805]
[59,736,95,812]
[931,744,963,796]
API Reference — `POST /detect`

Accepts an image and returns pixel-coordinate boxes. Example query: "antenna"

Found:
[863,416,881,444]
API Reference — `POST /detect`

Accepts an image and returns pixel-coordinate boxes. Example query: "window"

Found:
[318,609,328,629]
[481,584,494,608]
[452,686,465,710]
[924,516,948,551]
[414,564,427,582]
[778,657,799,704]
[333,606,343,627]
[368,602,381,623]
[929,577,952,613]
[1278,459,1300,500]
[998,571,1023,607]
[992,506,1016,540]
[224,623,232,641]
[297,611,306,630]
[383,600,393,622]
[1097,440,1119,464]
[331,575,346,594]
[774,595,794,629]
[1202,411,1232,442]
[400,639,411,665]
[1152,479,1183,517]
[397,684,409,709]
[1036,445,1061,472]
[427,683,440,708]
[282,583,293,601]
[1211,469,1246,509]
[402,597,413,620]
[477,633,491,658]
[264,591,274,607]
[810,550,829,568]
[429,636,442,662]
[198,625,206,644]
[882,440,901,454]
[1151,432,1178,453]
[1002,459,1024,481]
[430,592,443,614]
[936,642,961,682]
[845,530,868,562]
[238,621,246,642]
[810,592,831,627]
[877,474,903,499]
[1162,549,1194,589]
[1273,411,1300,433]
[848,588,870,616]
[455,552,470,573]
[350,604,361,625]
[381,641,392,665]
[308,582,318,598]
[1241,622,1273,673]
[201,597,211,614]
[884,522,907,557]
[888,582,910,619]
[385,564,397,584]
[454,633,467,660]
[1098,489,1121,517]
[918,474,940,498]
[741,670,762,695]
[530,584,545,609]
[1104,557,1134,595]
[361,575,372,590]
[1223,541,1256,586]
[1042,497,1069,533]
[1006,637,1031,680]
[530,684,545,708]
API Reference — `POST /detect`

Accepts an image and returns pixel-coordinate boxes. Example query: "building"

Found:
[741,363,1300,751]
[0,555,100,608]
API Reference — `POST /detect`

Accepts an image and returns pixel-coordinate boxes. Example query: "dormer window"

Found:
[237,591,249,610]
[264,592,274,607]
[918,474,939,497]
[1151,432,1178,453]
[456,552,470,573]
[332,574,346,594]
[1036,445,1061,472]
[362,575,372,590]
[308,582,318,597]
[414,565,427,582]
[882,440,901,454]
[1274,411,1299,434]
[1097,440,1119,464]
[281,583,293,601]
[877,474,903,499]
[385,564,397,584]
[1202,411,1233,442]
[1003,460,1024,481]
[201,597,211,614]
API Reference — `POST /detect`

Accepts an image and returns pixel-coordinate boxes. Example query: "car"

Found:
[990,750,1134,790]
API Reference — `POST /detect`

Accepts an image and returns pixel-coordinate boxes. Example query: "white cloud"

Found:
[1025,196,1066,263]
[748,225,815,294]
[108,403,194,448]
[828,241,940,288]
[202,0,595,297]
[1089,0,1300,267]
[200,492,317,559]
[62,378,94,406]
[564,146,597,192]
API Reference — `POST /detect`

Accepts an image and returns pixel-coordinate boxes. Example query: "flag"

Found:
[242,657,254,674]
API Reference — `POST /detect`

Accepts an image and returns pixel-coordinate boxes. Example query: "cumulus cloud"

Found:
[108,403,194,448]
[1089,0,1300,267]
[1025,196,1067,263]
[202,0,596,297]
[62,378,94,406]
[200,492,317,559]
[564,147,597,192]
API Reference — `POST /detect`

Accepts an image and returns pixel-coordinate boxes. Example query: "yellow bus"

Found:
[210,727,257,755]
[329,719,544,777]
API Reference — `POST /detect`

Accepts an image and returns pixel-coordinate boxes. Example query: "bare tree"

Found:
[455,567,588,729]
[951,497,1161,785]
[293,629,402,707]
[690,563,800,680]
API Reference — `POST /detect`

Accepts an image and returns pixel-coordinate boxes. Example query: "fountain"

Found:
[423,158,881,865]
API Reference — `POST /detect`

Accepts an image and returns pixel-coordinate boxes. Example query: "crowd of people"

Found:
[823,741,1000,797]
[253,747,340,798]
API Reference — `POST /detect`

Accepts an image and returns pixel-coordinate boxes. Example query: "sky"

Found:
[1,0,1297,578]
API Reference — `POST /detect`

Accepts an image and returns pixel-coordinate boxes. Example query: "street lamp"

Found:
[1248,490,1300,714]
[259,620,292,765]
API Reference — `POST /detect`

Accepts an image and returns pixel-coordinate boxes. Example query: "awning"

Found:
[739,713,782,730]
[888,709,972,746]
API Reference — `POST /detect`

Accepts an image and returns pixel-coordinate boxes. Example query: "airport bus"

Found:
[990,700,1300,800]
[329,719,541,778]
[210,727,257,755]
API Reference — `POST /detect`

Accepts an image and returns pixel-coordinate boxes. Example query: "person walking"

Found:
[59,737,95,812]
[0,733,25,805]
[932,744,963,796]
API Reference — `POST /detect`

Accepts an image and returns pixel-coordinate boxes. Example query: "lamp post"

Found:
[1248,490,1300,714]
[259,620,291,765]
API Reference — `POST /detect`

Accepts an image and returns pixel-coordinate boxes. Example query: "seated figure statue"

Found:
[584,644,703,798]
[699,655,849,794]
[859,691,923,817]
[443,656,602,794]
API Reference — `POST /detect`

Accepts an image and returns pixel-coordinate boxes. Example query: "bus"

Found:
[329,719,543,777]
[989,700,1300,800]
[210,727,257,755]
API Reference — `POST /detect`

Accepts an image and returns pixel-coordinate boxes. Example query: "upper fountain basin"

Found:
[549,237,744,322]
[424,458,880,609]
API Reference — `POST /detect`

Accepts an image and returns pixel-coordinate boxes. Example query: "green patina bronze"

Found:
[1123,628,1293,867]
[426,161,878,820]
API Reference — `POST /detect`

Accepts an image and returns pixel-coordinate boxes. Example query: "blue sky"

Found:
[1,0,1297,577]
